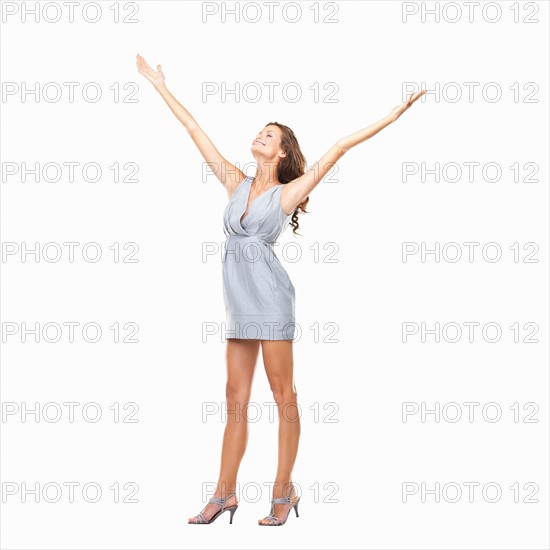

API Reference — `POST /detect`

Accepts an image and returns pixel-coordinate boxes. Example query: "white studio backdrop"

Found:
[1,1,548,549]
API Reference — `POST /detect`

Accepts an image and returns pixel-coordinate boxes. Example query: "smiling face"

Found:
[251,124,287,164]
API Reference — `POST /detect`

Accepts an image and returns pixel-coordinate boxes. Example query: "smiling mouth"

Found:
[254,140,265,146]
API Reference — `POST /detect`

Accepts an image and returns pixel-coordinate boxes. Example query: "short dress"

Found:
[222,176,296,341]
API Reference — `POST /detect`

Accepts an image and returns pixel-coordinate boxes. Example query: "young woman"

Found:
[136,53,425,526]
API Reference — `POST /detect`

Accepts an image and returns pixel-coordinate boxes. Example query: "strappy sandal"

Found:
[258,494,300,526]
[188,491,238,525]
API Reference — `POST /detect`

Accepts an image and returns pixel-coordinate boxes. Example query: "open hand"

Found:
[390,90,426,121]
[136,54,165,89]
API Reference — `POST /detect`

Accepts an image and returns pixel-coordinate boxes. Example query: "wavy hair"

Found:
[264,122,309,236]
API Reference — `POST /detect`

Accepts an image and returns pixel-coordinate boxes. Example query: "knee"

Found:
[225,382,250,406]
[270,384,298,406]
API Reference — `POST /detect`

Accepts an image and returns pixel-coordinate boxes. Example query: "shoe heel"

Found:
[229,505,238,524]
[293,501,299,518]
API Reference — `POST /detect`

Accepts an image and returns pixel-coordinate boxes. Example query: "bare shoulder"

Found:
[225,171,248,199]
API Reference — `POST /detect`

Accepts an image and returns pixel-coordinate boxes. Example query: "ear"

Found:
[278,149,287,159]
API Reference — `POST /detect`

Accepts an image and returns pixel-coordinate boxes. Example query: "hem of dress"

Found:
[225,314,295,341]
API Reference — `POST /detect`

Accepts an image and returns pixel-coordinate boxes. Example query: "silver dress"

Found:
[222,176,295,340]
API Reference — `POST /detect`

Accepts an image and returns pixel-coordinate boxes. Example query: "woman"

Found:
[136,53,425,526]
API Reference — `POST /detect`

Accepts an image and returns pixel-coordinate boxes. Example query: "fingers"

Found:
[408,90,426,105]
[136,54,146,74]
[135,54,153,74]
[415,90,427,101]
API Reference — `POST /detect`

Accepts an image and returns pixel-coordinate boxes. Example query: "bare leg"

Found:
[258,339,300,525]
[188,338,260,523]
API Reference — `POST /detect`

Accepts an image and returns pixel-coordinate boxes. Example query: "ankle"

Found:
[212,490,237,503]
[272,481,295,498]
[214,483,237,496]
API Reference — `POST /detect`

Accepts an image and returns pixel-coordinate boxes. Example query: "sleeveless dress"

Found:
[222,176,296,341]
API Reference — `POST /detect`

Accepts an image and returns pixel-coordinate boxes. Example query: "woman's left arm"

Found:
[282,90,426,213]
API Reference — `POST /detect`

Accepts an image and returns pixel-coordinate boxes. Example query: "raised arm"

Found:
[281,90,426,214]
[136,54,245,192]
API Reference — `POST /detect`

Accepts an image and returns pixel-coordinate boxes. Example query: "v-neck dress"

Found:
[222,176,295,340]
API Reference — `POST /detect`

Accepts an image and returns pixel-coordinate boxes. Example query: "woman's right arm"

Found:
[136,54,245,192]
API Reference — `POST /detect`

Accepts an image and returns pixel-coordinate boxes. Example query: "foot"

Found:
[188,492,238,524]
[258,484,298,526]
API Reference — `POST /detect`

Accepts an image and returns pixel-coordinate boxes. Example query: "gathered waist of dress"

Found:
[225,234,276,246]
[222,234,281,263]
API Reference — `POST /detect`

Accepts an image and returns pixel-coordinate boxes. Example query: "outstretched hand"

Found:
[390,90,426,121]
[136,54,165,89]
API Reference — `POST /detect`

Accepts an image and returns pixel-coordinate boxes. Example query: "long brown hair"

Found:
[264,122,309,236]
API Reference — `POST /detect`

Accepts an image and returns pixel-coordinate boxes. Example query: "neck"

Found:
[253,161,280,189]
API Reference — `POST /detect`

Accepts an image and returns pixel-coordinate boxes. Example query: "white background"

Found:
[1,0,548,549]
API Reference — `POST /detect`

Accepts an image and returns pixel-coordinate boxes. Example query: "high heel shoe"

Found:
[188,492,239,524]
[258,494,300,526]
